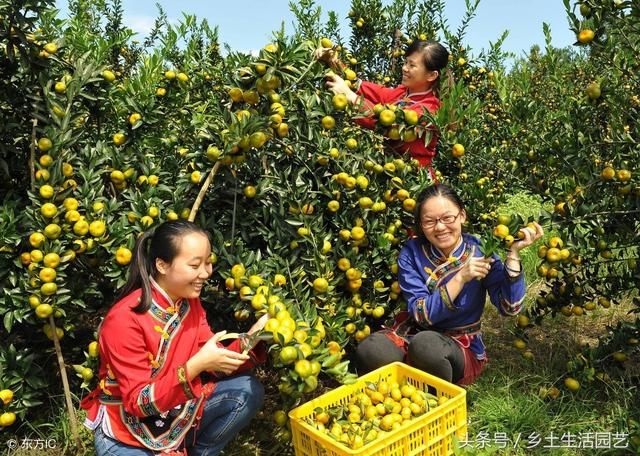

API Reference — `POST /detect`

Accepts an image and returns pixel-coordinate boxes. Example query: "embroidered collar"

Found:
[149,276,183,311]
[404,88,433,98]
[427,237,464,265]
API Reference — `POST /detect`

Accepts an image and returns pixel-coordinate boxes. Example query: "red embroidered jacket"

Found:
[80,279,265,451]
[355,81,441,167]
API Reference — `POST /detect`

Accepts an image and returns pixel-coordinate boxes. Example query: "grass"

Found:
[460,301,640,456]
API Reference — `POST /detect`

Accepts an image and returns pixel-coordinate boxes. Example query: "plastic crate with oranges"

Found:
[289,362,467,456]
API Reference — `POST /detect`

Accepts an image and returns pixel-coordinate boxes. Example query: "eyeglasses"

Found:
[421,211,462,229]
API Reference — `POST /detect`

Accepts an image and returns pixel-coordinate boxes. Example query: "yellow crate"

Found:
[289,362,467,456]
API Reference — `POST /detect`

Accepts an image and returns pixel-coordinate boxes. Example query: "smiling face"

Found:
[420,196,466,257]
[401,52,437,94]
[154,232,213,302]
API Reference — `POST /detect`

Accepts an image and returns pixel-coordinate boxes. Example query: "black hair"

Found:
[405,40,451,96]
[115,220,211,313]
[414,183,465,241]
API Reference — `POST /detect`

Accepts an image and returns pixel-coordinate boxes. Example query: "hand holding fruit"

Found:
[313,45,339,68]
[511,222,544,252]
[325,73,355,99]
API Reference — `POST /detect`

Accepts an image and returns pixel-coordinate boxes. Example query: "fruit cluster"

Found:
[371,104,424,143]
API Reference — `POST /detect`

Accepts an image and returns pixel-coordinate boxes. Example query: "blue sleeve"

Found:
[483,253,526,316]
[397,244,458,327]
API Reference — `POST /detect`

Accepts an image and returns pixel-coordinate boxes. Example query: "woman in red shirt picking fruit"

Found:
[81,220,268,456]
[317,39,450,168]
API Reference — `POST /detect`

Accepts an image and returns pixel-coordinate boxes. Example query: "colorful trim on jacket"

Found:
[121,396,204,451]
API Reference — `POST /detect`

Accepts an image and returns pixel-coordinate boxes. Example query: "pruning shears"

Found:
[217,331,271,355]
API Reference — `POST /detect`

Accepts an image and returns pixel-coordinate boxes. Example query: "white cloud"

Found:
[125,15,157,37]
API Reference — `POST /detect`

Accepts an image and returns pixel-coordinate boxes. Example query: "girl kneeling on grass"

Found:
[81,221,268,455]
[355,184,543,385]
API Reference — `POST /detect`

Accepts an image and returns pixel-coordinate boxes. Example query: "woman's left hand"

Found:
[510,221,544,252]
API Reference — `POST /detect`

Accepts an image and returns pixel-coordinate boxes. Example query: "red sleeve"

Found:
[357,81,404,106]
[99,310,201,418]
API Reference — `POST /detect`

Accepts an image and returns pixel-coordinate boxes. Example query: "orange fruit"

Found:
[294,359,312,378]
[403,109,419,125]
[89,220,106,237]
[313,277,329,293]
[279,346,298,364]
[0,412,16,427]
[39,267,57,283]
[332,93,348,110]
[378,109,396,126]
[243,185,257,198]
[40,282,58,296]
[44,223,61,239]
[115,247,132,266]
[37,137,53,152]
[577,29,595,44]
[321,115,336,129]
[273,410,288,427]
[351,226,365,241]
[112,132,126,145]
[0,389,13,405]
[128,113,141,125]
[513,338,527,350]
[586,82,601,100]
[493,224,510,239]
[345,138,358,150]
[564,377,580,392]
[81,367,94,381]
[102,70,116,82]
[452,143,465,158]
[601,166,615,181]
[88,341,99,358]
[320,37,333,48]
[35,303,53,319]
[402,198,416,212]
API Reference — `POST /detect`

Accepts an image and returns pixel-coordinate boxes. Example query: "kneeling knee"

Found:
[355,333,404,374]
[235,375,265,415]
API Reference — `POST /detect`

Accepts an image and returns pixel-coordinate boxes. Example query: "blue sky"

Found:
[56,1,576,58]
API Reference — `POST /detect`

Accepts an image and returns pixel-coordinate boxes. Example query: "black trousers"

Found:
[354,331,465,383]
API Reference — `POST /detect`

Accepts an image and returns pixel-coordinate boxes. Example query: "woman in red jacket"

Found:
[320,40,450,168]
[81,221,268,455]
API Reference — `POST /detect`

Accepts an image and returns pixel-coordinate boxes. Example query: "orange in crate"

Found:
[289,362,467,456]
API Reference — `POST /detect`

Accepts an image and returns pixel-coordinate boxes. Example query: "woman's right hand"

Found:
[189,331,250,377]
[457,247,493,283]
[313,47,339,67]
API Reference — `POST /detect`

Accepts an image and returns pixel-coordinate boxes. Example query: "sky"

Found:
[55,1,577,59]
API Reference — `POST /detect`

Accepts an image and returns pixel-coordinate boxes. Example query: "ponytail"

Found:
[116,230,155,313]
